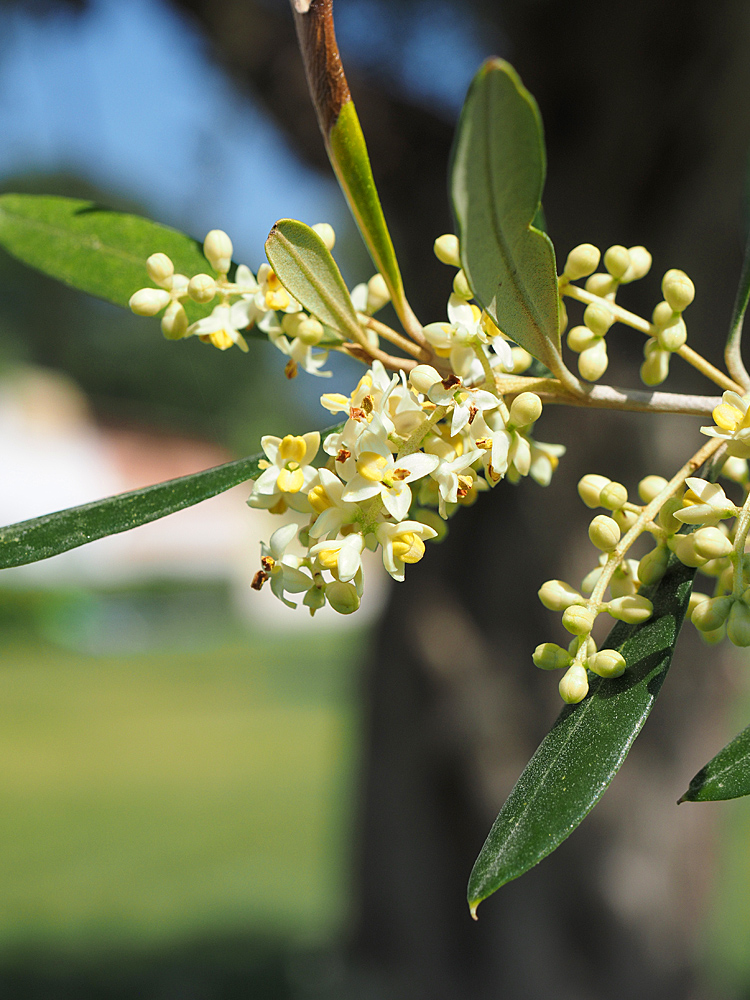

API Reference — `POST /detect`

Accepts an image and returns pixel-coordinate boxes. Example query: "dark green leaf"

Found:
[680,724,750,802]
[0,194,215,323]
[468,558,695,916]
[265,219,359,339]
[725,222,750,389]
[451,60,565,379]
[0,453,263,569]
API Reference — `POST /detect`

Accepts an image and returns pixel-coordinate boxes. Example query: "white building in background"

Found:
[0,367,386,628]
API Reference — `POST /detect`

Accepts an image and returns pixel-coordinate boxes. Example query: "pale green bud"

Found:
[701,625,726,645]
[610,571,637,599]
[563,243,600,280]
[559,663,589,703]
[510,347,533,374]
[692,595,734,632]
[662,268,695,312]
[412,508,448,542]
[203,229,233,274]
[453,269,472,300]
[638,545,670,585]
[599,481,628,510]
[146,252,174,286]
[638,474,668,503]
[606,595,653,624]
[700,556,729,578]
[578,473,611,508]
[588,649,627,678]
[722,456,749,484]
[669,533,706,568]
[326,581,361,615]
[409,364,442,395]
[366,273,390,313]
[303,585,326,614]
[657,318,687,352]
[585,272,616,297]
[569,635,597,658]
[589,514,621,552]
[727,600,750,646]
[532,643,573,670]
[539,579,584,611]
[161,300,188,340]
[583,302,614,336]
[613,507,638,532]
[658,495,684,532]
[578,339,608,381]
[604,245,630,279]
[433,234,461,268]
[281,313,305,337]
[188,273,217,304]
[129,287,170,316]
[640,344,670,386]
[297,317,325,345]
[509,392,542,428]
[693,526,733,561]
[567,325,598,353]
[688,591,711,617]
[562,605,597,635]
[559,300,568,334]
[581,565,602,594]
[651,300,677,329]
[621,245,652,283]
[311,222,336,251]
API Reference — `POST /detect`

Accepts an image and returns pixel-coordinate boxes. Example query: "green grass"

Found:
[0,621,362,957]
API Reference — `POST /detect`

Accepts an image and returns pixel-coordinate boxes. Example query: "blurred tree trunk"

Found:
[165,1,750,996]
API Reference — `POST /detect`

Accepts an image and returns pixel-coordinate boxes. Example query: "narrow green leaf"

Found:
[0,194,213,323]
[680,724,750,802]
[265,218,360,339]
[468,558,695,915]
[451,59,564,378]
[725,223,750,389]
[0,453,263,569]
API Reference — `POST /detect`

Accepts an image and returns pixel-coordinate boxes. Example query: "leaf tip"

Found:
[469,898,480,921]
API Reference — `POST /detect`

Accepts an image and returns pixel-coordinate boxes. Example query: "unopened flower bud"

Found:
[567,325,598,353]
[433,234,461,268]
[662,268,695,312]
[638,545,670,585]
[509,392,542,427]
[693,526,733,560]
[539,579,584,611]
[722,456,749,484]
[578,473,611,508]
[409,364,442,395]
[610,570,637,599]
[604,245,630,279]
[578,339,608,381]
[367,273,390,313]
[146,252,174,286]
[532,643,573,670]
[583,302,614,336]
[589,514,621,552]
[510,346,533,373]
[203,229,233,274]
[188,273,217,304]
[613,508,638,532]
[563,243,600,280]
[688,591,711,617]
[588,649,627,678]
[692,595,734,632]
[559,663,589,703]
[727,600,750,646]
[562,605,597,635]
[606,595,653,624]
[585,272,616,297]
[640,344,670,386]
[559,300,568,334]
[638,474,668,503]
[670,533,706,568]
[622,245,652,283]
[297,317,325,345]
[651,300,677,328]
[326,581,361,615]
[599,481,628,510]
[161,300,188,340]
[657,318,687,352]
[303,585,326,615]
[658,495,684,532]
[311,222,336,251]
[129,287,170,316]
[570,635,597,658]
[453,269,472,299]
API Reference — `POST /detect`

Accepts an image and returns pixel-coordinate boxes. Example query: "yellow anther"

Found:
[308,485,333,514]
[392,532,426,564]
[279,435,307,464]
[276,468,305,493]
[316,548,339,571]
[205,329,234,351]
[712,402,743,431]
[357,452,388,482]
